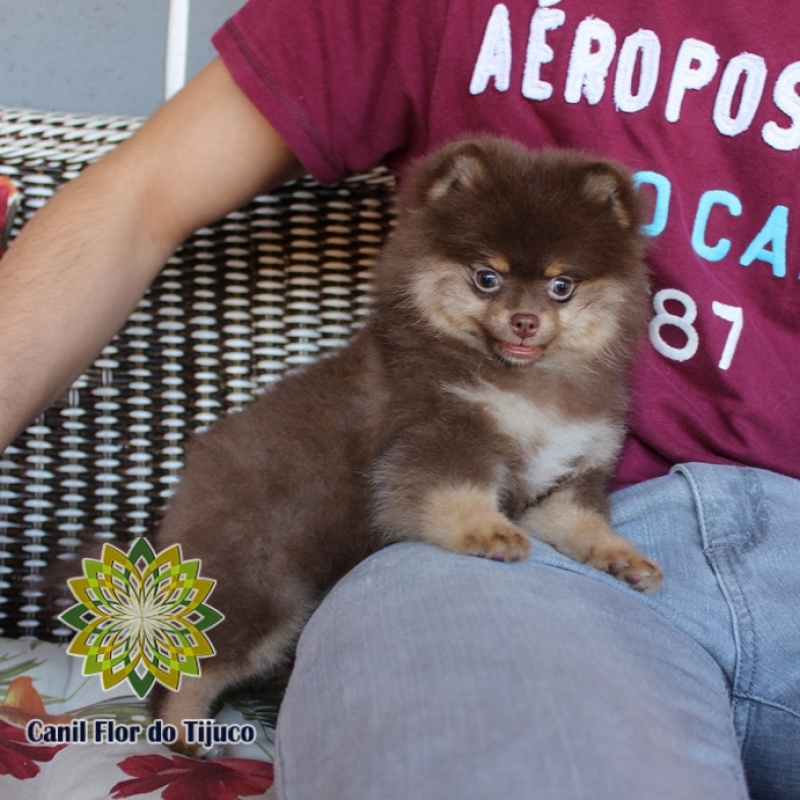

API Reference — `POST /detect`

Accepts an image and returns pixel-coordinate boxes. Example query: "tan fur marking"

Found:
[487,254,511,274]
[554,277,628,357]
[544,262,567,279]
[410,261,486,347]
[417,484,529,562]
[521,487,662,592]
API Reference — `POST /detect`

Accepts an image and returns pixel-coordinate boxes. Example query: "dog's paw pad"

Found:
[594,551,663,592]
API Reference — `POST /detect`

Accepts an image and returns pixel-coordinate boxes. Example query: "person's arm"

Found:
[0,57,303,451]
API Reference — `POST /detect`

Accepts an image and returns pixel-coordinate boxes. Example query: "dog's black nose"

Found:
[510,313,539,340]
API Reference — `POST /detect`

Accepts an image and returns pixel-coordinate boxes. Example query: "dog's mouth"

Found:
[494,340,542,364]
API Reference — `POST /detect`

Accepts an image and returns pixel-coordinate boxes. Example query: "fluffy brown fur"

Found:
[149,136,662,754]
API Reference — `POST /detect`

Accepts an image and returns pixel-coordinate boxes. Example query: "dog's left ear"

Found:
[582,162,638,229]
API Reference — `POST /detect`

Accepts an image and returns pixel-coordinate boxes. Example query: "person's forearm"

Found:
[0,59,302,452]
[0,159,175,450]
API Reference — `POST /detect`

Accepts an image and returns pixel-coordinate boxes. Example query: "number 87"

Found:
[649,288,743,372]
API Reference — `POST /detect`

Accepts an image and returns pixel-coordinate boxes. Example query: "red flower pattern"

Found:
[111,753,274,800]
[0,719,67,780]
[0,669,275,796]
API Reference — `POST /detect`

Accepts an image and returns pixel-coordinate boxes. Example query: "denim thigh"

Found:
[271,465,796,799]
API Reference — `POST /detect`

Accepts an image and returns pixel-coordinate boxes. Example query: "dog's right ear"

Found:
[413,140,489,204]
[427,144,487,200]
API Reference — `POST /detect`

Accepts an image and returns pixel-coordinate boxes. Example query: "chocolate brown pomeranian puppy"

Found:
[149,136,662,753]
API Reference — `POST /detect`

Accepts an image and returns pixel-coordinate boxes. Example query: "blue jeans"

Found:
[273,464,800,799]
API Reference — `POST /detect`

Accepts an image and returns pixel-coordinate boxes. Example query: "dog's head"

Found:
[378,137,649,369]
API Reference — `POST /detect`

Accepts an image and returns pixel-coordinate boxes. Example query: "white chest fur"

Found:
[448,382,624,498]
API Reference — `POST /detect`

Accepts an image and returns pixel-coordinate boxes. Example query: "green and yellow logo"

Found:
[59,538,223,699]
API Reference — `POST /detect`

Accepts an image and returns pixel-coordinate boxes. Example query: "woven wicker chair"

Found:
[0,106,396,644]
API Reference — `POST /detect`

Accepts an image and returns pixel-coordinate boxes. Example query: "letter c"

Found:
[692,190,743,261]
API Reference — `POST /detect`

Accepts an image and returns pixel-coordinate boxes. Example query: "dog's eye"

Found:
[547,276,576,302]
[472,268,502,294]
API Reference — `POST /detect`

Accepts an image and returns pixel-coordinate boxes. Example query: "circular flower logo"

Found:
[60,538,224,699]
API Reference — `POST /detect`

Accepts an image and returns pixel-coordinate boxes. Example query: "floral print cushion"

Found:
[0,638,276,799]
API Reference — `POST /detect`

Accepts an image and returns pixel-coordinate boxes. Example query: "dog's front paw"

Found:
[589,545,663,593]
[412,485,531,562]
[460,518,531,562]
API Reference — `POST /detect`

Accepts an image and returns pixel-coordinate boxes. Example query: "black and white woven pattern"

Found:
[0,107,396,640]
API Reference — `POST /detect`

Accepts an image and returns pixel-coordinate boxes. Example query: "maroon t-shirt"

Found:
[215,0,800,487]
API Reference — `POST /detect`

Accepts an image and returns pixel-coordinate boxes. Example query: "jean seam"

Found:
[733,691,800,720]
[675,463,761,748]
[719,471,764,749]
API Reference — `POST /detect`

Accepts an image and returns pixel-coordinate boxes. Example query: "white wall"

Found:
[0,0,243,117]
